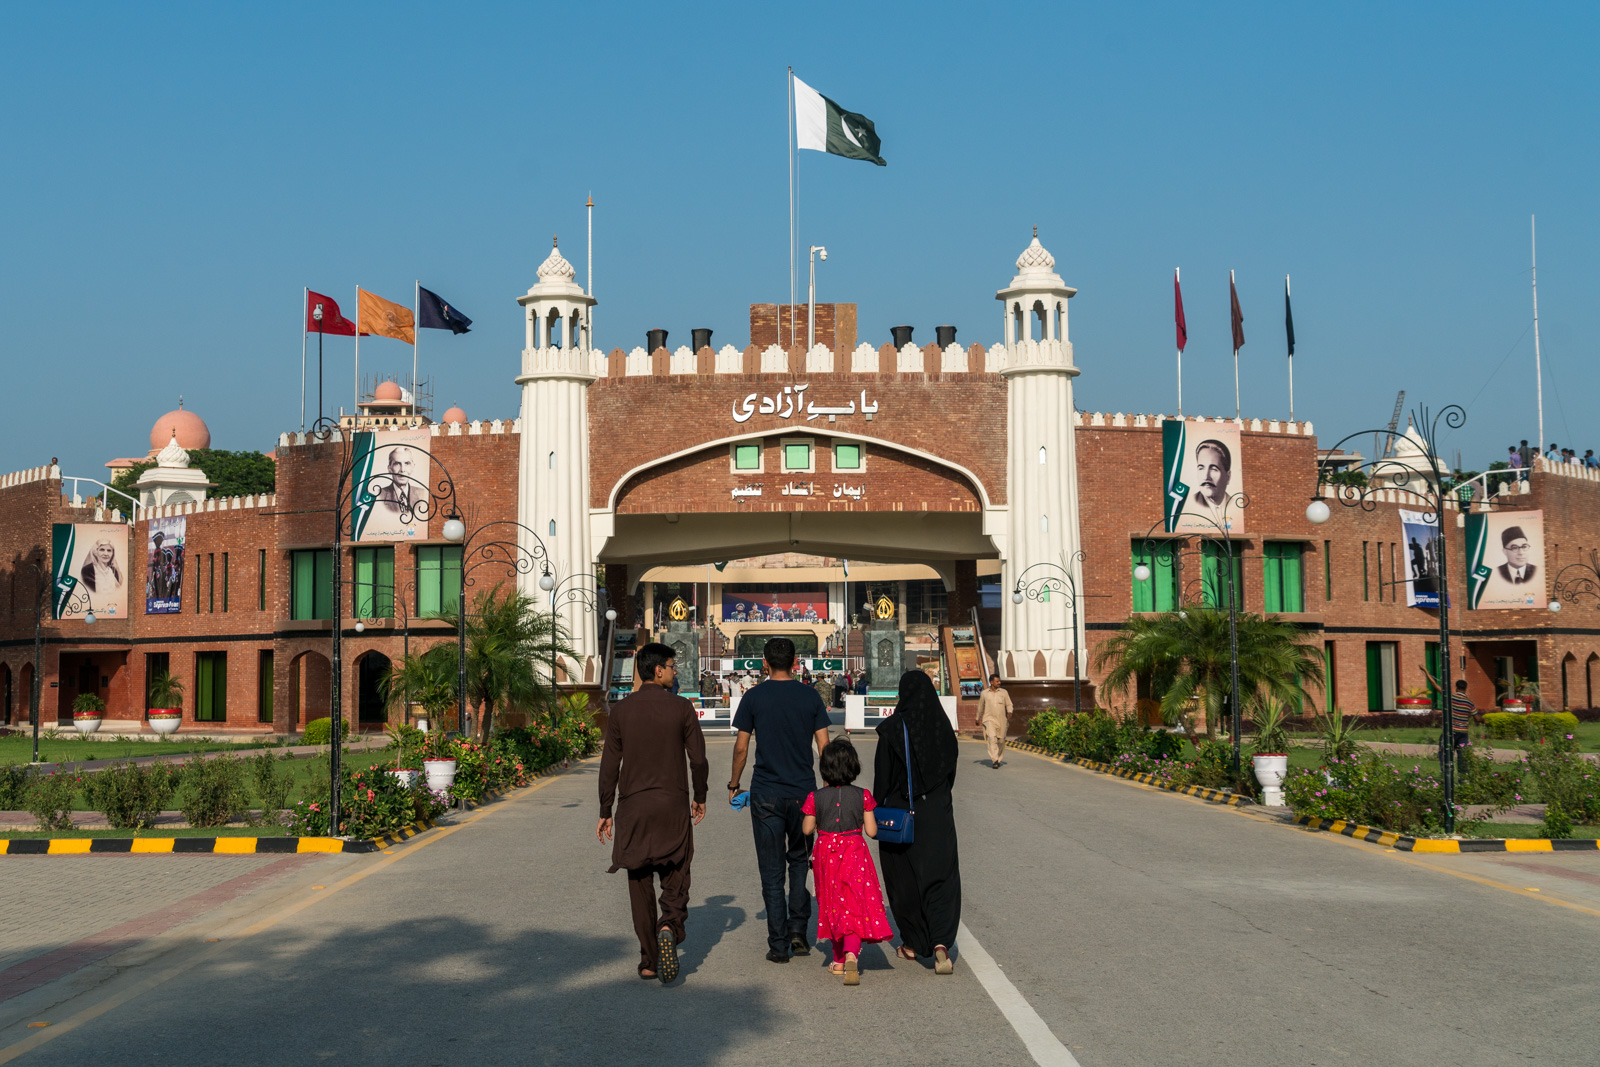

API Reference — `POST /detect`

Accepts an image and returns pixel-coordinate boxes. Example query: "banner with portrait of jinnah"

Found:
[349,427,433,541]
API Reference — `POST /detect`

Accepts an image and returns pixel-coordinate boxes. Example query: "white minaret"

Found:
[997,234,1086,685]
[517,238,601,682]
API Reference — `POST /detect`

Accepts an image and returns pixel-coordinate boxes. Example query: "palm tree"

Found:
[1094,608,1324,739]
[380,643,458,726]
[439,583,575,743]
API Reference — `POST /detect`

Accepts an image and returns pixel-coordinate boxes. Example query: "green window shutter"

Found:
[196,654,212,719]
[1282,545,1303,612]
[1366,643,1382,712]
[354,549,373,616]
[441,546,462,615]
[376,548,394,618]
[835,443,861,469]
[1134,542,1178,612]
[1203,542,1240,610]
[291,551,314,620]
[418,547,440,616]
[785,442,810,469]
[1131,543,1154,612]
[1424,642,1440,707]
[1324,642,1337,709]
[1263,543,1283,613]
[733,444,759,470]
[313,550,332,621]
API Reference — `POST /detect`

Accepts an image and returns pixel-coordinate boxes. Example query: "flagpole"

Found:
[587,193,595,347]
[1531,214,1543,457]
[354,287,361,418]
[1286,274,1294,423]
[1175,267,1183,418]
[413,279,420,418]
[788,66,796,349]
[1230,270,1240,421]
[300,287,308,431]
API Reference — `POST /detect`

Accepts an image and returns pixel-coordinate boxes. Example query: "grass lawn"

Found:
[1470,822,1600,840]
[0,826,290,839]
[0,734,291,765]
[1285,721,1600,752]
[38,748,396,811]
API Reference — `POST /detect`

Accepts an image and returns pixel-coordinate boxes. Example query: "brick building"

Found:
[3,233,1597,736]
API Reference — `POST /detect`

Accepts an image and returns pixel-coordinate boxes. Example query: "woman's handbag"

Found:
[874,721,916,844]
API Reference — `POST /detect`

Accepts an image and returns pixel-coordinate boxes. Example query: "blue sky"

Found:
[3,1,1596,482]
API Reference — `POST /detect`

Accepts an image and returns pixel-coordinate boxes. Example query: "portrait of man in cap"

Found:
[1495,525,1538,585]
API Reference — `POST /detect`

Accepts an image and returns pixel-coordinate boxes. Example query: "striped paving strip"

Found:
[0,755,585,856]
[1007,742,1254,807]
[1293,814,1600,853]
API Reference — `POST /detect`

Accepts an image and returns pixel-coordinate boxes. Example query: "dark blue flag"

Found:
[417,285,472,334]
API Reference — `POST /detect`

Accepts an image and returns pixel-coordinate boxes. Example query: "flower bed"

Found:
[1025,709,1247,793]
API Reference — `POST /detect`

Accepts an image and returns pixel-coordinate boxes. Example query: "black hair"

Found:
[635,642,677,684]
[1195,439,1232,470]
[1454,679,1468,692]
[763,636,797,672]
[989,672,1001,682]
[819,736,860,787]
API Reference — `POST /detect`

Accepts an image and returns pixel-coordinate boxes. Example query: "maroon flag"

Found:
[1229,271,1245,352]
[306,290,358,336]
[1174,269,1187,352]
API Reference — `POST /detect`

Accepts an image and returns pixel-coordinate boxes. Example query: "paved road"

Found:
[1,734,1597,1065]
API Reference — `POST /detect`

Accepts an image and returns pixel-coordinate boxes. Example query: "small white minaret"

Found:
[997,233,1086,685]
[516,238,601,682]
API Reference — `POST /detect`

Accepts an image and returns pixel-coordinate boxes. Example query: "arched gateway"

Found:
[517,235,1087,706]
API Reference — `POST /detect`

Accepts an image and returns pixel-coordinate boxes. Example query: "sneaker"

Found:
[766,948,791,964]
[789,933,811,957]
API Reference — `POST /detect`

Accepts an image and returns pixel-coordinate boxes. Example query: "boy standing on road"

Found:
[977,673,1014,768]
[728,637,831,963]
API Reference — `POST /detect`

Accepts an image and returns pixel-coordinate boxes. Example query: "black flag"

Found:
[1285,276,1295,356]
[417,286,473,334]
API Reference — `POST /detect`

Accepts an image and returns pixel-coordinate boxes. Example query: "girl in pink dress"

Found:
[802,737,893,985]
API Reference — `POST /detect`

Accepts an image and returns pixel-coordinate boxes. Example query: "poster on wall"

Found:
[950,627,984,681]
[1466,510,1544,610]
[1162,420,1245,534]
[145,515,187,614]
[722,589,827,623]
[52,523,128,620]
[350,427,432,541]
[1398,509,1440,608]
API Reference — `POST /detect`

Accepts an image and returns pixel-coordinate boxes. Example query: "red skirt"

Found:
[812,830,893,944]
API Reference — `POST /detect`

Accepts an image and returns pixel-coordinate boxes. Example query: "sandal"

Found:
[895,945,918,961]
[933,945,954,975]
[828,961,845,976]
[843,953,860,986]
[656,927,679,983]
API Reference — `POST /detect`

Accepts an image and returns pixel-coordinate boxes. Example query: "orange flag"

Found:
[358,288,414,344]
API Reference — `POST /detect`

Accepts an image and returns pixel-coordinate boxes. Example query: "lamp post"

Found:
[305,415,462,836]
[807,245,827,352]
[548,571,601,699]
[20,556,94,765]
[1136,492,1249,780]
[1010,551,1098,715]
[1550,549,1600,612]
[1306,403,1473,833]
[353,577,423,725]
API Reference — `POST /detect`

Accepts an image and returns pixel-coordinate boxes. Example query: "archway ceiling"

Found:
[600,512,998,569]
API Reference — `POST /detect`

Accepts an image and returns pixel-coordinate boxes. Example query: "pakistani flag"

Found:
[348,431,379,540]
[793,74,885,166]
[1464,512,1493,609]
[51,523,80,619]
[1162,419,1191,533]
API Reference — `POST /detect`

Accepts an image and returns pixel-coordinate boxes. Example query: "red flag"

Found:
[1229,271,1246,352]
[306,290,357,336]
[1174,269,1187,352]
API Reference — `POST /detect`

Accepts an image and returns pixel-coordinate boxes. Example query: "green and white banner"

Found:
[349,427,431,542]
[1162,419,1191,533]
[1464,512,1491,610]
[1162,419,1245,535]
[51,522,79,618]
[1464,509,1544,610]
[793,74,886,166]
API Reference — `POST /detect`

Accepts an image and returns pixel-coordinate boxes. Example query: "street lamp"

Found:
[548,571,600,699]
[453,519,559,738]
[1550,548,1600,612]
[18,556,92,765]
[1010,551,1101,715]
[807,245,828,352]
[1307,403,1480,833]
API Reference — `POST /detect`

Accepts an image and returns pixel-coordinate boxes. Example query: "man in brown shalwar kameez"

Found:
[597,642,709,983]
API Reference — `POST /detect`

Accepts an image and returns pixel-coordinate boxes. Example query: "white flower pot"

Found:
[415,719,429,734]
[424,758,457,795]
[148,713,182,736]
[387,769,420,789]
[1253,753,1289,807]
[73,717,103,735]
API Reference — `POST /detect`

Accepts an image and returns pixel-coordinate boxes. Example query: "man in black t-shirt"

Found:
[729,637,831,963]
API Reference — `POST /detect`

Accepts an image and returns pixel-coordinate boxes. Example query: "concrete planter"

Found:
[1395,697,1432,716]
[387,769,420,789]
[424,758,457,796]
[72,715,103,735]
[1253,753,1290,807]
[148,711,182,736]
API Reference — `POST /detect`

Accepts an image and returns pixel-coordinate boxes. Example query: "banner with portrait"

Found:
[144,515,187,614]
[1398,509,1440,609]
[52,523,129,620]
[1465,510,1544,610]
[1162,420,1245,535]
[722,588,827,623]
[349,427,432,541]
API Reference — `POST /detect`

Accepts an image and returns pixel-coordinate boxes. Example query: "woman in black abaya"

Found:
[874,670,961,975]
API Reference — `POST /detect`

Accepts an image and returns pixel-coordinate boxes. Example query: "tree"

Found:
[1094,608,1325,739]
[107,449,276,503]
[440,583,575,743]
[379,643,459,724]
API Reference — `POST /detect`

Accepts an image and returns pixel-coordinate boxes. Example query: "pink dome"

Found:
[441,406,468,425]
[149,406,210,452]
[374,380,404,401]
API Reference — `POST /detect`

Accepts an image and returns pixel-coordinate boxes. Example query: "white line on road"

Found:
[956,920,1082,1067]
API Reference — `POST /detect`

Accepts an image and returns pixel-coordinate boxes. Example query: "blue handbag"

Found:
[874,721,916,845]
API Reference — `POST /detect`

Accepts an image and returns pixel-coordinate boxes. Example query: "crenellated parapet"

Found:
[0,463,61,488]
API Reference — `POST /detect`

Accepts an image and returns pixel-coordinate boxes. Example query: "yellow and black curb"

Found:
[0,755,589,856]
[1293,815,1600,853]
[1006,742,1254,808]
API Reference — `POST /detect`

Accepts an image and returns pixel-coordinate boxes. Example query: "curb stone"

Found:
[1007,742,1255,808]
[0,754,592,856]
[1292,815,1600,853]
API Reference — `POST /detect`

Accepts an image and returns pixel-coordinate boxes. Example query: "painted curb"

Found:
[1292,815,1600,853]
[0,753,591,856]
[1007,742,1255,808]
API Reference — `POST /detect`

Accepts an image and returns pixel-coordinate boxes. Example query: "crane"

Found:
[1382,390,1406,458]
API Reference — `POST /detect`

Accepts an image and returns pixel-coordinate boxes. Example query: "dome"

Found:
[374,380,404,402]
[1015,235,1056,273]
[149,402,210,452]
[536,236,576,281]
[441,406,468,425]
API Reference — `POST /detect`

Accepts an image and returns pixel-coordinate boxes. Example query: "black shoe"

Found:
[789,934,811,956]
[766,948,791,964]
[656,928,679,983]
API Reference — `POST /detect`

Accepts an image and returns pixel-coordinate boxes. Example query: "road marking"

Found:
[956,921,1081,1067]
[0,767,581,1063]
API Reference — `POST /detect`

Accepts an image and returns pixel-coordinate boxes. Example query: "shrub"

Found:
[0,763,32,809]
[1282,751,1470,834]
[288,764,447,838]
[1455,745,1529,807]
[1522,736,1600,823]
[1541,803,1574,840]
[251,752,296,824]
[1317,706,1364,762]
[302,717,348,746]
[1482,712,1581,741]
[1251,702,1292,755]
[179,754,251,827]
[82,761,179,829]
[27,771,78,832]
[72,692,107,715]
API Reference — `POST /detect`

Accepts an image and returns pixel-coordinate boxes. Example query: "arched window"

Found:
[548,451,556,469]
[1038,447,1047,465]
[1032,300,1047,342]
[549,520,557,537]
[548,308,563,349]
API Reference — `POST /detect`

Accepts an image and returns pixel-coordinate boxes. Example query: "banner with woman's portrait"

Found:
[349,427,432,541]
[52,523,129,620]
[1162,420,1246,534]
[145,515,187,614]
[1466,510,1545,610]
